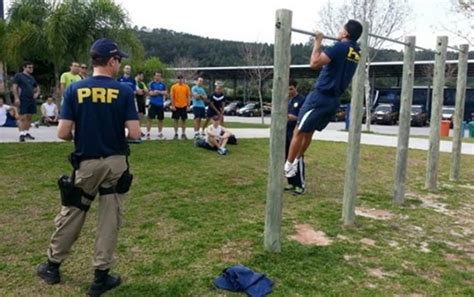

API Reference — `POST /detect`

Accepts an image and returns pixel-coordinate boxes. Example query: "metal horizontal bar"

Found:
[368,33,410,46]
[291,28,339,42]
[447,45,467,53]
[414,45,432,51]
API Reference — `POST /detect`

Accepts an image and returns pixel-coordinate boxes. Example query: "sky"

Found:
[2,0,471,51]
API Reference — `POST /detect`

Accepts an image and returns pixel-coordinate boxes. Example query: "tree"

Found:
[317,0,410,131]
[169,56,199,83]
[239,42,273,124]
[2,0,144,98]
[442,0,473,46]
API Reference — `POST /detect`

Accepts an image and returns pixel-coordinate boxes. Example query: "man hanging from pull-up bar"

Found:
[284,20,363,179]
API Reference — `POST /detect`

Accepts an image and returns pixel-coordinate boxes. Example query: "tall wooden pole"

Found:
[450,44,469,181]
[393,36,416,205]
[425,36,448,191]
[342,21,369,226]
[264,9,292,252]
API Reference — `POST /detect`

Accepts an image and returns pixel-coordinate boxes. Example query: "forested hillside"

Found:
[135,27,472,67]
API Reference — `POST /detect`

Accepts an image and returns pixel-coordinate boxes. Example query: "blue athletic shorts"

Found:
[297,91,339,132]
[193,106,206,118]
[19,99,37,115]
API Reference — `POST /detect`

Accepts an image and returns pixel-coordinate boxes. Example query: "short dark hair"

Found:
[136,71,144,76]
[22,61,33,69]
[91,55,112,67]
[177,74,184,79]
[344,20,363,41]
[289,79,298,88]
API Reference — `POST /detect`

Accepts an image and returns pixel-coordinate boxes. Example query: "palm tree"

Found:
[3,0,144,96]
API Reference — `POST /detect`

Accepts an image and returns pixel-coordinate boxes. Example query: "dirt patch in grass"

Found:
[289,224,333,246]
[368,267,395,278]
[360,238,376,246]
[207,240,254,263]
[356,207,394,220]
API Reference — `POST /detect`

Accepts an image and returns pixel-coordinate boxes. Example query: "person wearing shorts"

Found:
[0,97,18,127]
[191,77,208,137]
[170,74,191,140]
[147,72,167,139]
[204,82,226,129]
[285,20,363,180]
[12,61,40,142]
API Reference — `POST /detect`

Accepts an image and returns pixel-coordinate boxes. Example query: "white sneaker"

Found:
[146,133,151,140]
[157,133,165,140]
[284,160,298,178]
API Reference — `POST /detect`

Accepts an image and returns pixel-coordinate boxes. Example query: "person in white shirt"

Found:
[0,97,18,127]
[205,115,233,155]
[41,96,59,126]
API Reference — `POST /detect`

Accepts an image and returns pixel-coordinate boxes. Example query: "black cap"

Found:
[90,38,129,58]
[344,20,363,41]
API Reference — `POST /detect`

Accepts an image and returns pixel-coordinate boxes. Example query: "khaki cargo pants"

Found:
[47,155,127,270]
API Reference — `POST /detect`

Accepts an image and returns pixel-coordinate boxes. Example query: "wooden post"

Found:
[393,36,416,205]
[342,21,368,226]
[450,44,469,181]
[425,36,448,191]
[264,9,292,252]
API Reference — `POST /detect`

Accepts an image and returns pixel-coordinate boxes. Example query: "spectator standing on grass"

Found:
[12,61,40,142]
[191,77,208,137]
[203,82,226,130]
[147,72,167,140]
[170,74,191,140]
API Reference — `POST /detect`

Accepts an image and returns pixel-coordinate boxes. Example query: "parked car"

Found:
[262,104,272,116]
[223,101,244,116]
[373,103,399,125]
[410,105,428,127]
[361,106,376,124]
[237,102,262,117]
[441,106,455,128]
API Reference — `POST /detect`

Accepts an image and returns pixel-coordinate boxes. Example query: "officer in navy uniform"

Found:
[37,38,140,296]
[285,79,306,195]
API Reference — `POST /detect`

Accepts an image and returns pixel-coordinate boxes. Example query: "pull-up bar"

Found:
[291,28,339,41]
[292,27,423,49]
[447,45,467,53]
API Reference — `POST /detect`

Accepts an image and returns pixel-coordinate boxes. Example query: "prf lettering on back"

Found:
[347,47,360,63]
[77,88,119,104]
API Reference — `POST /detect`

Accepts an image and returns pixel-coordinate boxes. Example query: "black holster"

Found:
[58,175,94,211]
[57,153,95,212]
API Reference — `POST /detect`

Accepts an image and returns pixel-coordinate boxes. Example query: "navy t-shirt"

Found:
[316,40,360,97]
[13,73,37,101]
[117,75,137,93]
[61,76,139,158]
[209,92,226,111]
[287,94,305,132]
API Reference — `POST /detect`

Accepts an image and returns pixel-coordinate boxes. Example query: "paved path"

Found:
[1,126,473,155]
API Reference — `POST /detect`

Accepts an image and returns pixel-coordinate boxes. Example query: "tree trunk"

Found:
[54,66,61,108]
[364,62,371,131]
[259,76,265,124]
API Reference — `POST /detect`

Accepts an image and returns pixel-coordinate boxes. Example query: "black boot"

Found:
[87,269,121,296]
[37,260,61,285]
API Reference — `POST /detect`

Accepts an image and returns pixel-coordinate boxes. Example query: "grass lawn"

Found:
[0,139,472,296]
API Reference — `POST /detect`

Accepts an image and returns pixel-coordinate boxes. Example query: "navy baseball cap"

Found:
[90,38,129,58]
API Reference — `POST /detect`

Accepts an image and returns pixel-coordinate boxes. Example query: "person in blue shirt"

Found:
[285,20,362,179]
[146,72,168,139]
[285,79,306,195]
[36,38,140,296]
[117,64,136,93]
[191,76,208,137]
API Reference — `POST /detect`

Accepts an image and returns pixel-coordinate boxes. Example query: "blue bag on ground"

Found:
[213,264,273,296]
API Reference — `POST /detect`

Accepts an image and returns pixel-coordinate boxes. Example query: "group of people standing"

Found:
[116,65,227,141]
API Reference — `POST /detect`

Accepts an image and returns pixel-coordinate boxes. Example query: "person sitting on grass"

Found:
[196,115,233,155]
[40,96,59,126]
[0,97,19,127]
